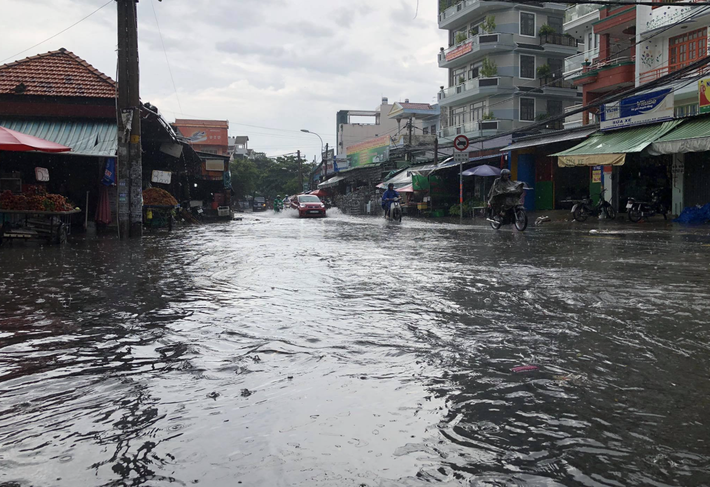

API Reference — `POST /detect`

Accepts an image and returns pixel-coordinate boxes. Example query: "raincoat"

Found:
[381,189,399,211]
[488,178,524,212]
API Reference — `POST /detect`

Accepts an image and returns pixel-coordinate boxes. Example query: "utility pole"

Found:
[117,0,142,238]
[297,150,303,192]
[323,143,329,179]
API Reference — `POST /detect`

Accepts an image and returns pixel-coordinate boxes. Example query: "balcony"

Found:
[438,0,514,30]
[639,62,710,84]
[438,76,515,107]
[563,4,601,30]
[570,56,635,93]
[440,118,514,139]
[563,47,600,78]
[540,77,578,94]
[438,33,515,69]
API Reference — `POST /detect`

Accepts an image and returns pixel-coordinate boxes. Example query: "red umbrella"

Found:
[0,126,71,152]
[309,189,327,197]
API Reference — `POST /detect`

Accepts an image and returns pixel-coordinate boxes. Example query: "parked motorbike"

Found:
[385,197,403,222]
[627,189,667,222]
[488,185,527,231]
[571,189,617,222]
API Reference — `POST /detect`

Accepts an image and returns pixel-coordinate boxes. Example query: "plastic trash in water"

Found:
[511,365,539,373]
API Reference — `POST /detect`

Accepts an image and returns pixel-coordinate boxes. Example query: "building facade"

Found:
[437,0,581,146]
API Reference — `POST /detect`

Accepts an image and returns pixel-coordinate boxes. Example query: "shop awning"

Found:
[553,121,681,167]
[649,116,710,155]
[433,154,499,172]
[318,174,346,188]
[501,128,597,152]
[0,119,117,157]
[377,168,411,189]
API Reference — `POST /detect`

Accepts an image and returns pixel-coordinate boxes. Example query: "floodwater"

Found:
[1,210,710,486]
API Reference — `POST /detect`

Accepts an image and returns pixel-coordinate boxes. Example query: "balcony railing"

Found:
[564,4,602,24]
[564,48,600,76]
[639,61,710,84]
[440,119,514,138]
[540,33,578,48]
[439,33,515,64]
[438,76,514,102]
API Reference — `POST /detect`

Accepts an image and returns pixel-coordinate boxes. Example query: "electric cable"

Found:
[149,0,183,114]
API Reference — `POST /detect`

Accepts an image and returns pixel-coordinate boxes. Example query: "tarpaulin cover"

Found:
[553,121,681,167]
[673,203,710,224]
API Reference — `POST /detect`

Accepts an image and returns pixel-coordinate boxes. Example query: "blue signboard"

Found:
[601,88,674,131]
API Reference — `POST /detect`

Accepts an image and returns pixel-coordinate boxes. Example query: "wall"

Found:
[338,103,421,155]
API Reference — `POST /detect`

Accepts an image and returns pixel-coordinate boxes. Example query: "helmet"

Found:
[388,183,394,190]
[500,169,511,179]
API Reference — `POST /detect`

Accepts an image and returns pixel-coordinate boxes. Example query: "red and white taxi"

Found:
[291,194,326,218]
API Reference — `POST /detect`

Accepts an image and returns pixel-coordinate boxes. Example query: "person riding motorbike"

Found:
[487,169,522,219]
[381,183,400,219]
[274,195,284,212]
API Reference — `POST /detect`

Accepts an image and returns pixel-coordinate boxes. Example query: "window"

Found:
[452,66,467,85]
[548,58,563,79]
[470,101,486,123]
[520,54,536,79]
[548,17,563,34]
[451,106,466,126]
[430,125,437,134]
[675,104,699,118]
[469,62,481,80]
[547,99,563,116]
[669,28,707,72]
[422,127,429,135]
[520,12,536,37]
[520,98,535,121]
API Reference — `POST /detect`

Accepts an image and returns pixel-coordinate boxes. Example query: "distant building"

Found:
[337,97,424,155]
[173,119,229,156]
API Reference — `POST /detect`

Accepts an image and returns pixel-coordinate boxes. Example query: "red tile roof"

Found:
[0,48,115,98]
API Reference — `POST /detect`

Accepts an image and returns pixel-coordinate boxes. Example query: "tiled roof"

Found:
[399,103,433,110]
[0,48,115,98]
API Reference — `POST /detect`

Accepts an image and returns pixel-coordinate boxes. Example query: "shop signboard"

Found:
[334,155,349,172]
[699,78,710,114]
[346,135,390,168]
[151,170,172,184]
[205,159,225,172]
[592,166,602,183]
[35,167,49,182]
[601,88,674,131]
[173,121,228,153]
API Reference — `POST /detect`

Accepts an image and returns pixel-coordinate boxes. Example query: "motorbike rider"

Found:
[487,169,513,218]
[381,183,400,218]
[274,195,284,212]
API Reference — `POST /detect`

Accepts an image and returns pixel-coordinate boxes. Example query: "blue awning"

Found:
[0,119,117,157]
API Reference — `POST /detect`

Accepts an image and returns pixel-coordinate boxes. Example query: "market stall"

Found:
[0,189,79,245]
[142,188,178,230]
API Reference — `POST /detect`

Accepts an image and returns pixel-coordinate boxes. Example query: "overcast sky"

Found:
[1,0,446,160]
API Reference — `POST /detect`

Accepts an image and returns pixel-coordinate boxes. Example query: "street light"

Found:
[301,129,326,178]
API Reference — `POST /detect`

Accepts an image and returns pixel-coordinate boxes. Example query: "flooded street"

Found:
[1,211,710,486]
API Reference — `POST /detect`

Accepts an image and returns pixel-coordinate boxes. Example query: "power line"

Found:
[149,0,183,114]
[0,0,113,64]
[495,0,707,6]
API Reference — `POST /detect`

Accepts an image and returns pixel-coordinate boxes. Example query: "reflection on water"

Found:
[1,211,709,486]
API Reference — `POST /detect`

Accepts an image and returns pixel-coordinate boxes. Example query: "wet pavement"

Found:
[1,209,710,486]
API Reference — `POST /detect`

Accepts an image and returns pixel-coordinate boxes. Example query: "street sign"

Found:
[454,135,470,152]
[453,152,468,163]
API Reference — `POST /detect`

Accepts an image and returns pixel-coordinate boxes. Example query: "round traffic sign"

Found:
[454,135,470,152]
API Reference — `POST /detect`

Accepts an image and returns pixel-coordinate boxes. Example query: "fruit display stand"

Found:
[0,208,80,245]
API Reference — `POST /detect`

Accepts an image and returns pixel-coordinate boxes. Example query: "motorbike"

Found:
[627,189,668,222]
[273,200,283,213]
[571,189,617,222]
[487,185,527,231]
[385,197,403,222]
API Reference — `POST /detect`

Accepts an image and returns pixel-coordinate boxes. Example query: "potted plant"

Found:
[537,64,552,79]
[482,112,496,120]
[455,32,468,44]
[538,24,556,37]
[458,75,466,85]
[481,16,496,34]
[480,56,498,77]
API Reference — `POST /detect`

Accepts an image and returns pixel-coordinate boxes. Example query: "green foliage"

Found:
[230,155,314,200]
[482,112,496,120]
[481,16,496,34]
[538,24,556,36]
[440,0,463,13]
[480,56,497,77]
[537,64,552,79]
[455,32,468,44]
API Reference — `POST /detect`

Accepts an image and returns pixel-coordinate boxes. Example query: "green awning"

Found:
[649,116,710,155]
[0,119,116,157]
[553,121,681,167]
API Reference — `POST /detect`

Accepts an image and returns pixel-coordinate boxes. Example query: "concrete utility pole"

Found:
[324,143,329,179]
[297,150,303,191]
[117,0,143,238]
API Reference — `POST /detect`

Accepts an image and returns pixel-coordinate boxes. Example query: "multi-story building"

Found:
[436,0,581,148]
[337,97,410,156]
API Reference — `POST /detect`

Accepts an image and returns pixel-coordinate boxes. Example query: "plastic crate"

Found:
[217,206,231,217]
